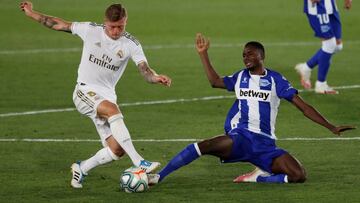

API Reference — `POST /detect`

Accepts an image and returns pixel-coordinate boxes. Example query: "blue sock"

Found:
[306,49,322,69]
[158,143,201,182]
[317,49,332,82]
[256,174,288,183]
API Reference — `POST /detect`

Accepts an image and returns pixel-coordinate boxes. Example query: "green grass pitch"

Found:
[0,0,359,202]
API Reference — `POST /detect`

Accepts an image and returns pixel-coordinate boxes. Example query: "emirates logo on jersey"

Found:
[117,50,124,58]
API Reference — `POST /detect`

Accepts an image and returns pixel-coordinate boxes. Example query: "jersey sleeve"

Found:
[71,22,91,40]
[274,74,298,102]
[130,43,148,66]
[223,71,240,92]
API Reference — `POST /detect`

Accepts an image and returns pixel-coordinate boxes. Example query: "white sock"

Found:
[108,114,143,166]
[80,147,119,175]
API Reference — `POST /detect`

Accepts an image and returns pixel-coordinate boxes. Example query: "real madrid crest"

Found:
[117,50,124,58]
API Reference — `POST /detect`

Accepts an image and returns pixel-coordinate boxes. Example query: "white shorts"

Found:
[73,83,117,146]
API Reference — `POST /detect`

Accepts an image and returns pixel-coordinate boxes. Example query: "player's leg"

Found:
[70,85,123,188]
[77,136,124,174]
[71,116,124,188]
[235,153,306,184]
[97,100,160,173]
[153,135,233,183]
[312,14,339,94]
[252,153,306,183]
[314,37,337,94]
[295,14,321,89]
[332,13,343,53]
[268,153,306,183]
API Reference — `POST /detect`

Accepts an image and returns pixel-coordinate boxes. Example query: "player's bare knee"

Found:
[113,148,125,157]
[97,100,121,118]
[289,169,307,183]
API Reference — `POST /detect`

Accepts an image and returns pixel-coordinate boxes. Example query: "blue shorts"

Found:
[221,129,287,173]
[306,13,342,39]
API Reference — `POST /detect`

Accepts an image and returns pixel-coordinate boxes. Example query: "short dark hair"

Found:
[105,4,127,22]
[245,41,265,59]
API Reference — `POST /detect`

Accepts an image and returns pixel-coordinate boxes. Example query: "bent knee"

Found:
[97,100,120,119]
[113,148,125,157]
[289,169,307,183]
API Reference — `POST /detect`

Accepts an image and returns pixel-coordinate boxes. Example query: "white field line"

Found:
[0,137,360,142]
[2,41,360,55]
[1,84,360,118]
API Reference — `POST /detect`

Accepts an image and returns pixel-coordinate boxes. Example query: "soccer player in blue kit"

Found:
[295,0,352,94]
[148,33,355,184]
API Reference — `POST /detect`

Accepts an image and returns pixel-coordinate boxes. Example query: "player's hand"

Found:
[344,0,352,10]
[310,0,321,3]
[331,126,356,136]
[20,1,33,16]
[196,33,210,54]
[154,75,171,87]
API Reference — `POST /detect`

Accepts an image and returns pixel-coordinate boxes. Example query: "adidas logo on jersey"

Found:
[238,89,270,101]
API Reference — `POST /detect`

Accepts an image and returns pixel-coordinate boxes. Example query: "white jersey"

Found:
[71,22,147,101]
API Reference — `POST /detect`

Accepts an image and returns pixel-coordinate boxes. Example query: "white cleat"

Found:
[139,160,161,173]
[295,63,312,89]
[315,81,339,94]
[147,174,160,186]
[70,162,86,188]
[233,167,270,183]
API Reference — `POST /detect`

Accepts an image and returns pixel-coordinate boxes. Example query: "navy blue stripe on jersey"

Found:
[271,71,298,102]
[224,100,240,134]
[239,71,250,130]
[259,74,272,136]
[223,71,241,92]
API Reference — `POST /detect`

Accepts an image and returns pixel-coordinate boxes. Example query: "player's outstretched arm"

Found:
[137,62,171,87]
[20,1,71,33]
[195,33,225,89]
[291,95,356,136]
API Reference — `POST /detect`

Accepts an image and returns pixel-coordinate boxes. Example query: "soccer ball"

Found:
[120,167,149,193]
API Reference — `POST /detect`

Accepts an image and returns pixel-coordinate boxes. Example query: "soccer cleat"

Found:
[147,173,160,186]
[139,160,161,173]
[233,167,270,183]
[315,81,339,94]
[70,161,86,188]
[295,63,312,89]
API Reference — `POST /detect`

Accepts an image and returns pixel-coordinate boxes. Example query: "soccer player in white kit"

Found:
[20,1,172,188]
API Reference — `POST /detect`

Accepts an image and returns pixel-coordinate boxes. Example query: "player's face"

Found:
[242,46,263,70]
[104,17,127,40]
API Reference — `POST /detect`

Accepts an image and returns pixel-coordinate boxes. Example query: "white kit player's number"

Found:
[316,14,330,25]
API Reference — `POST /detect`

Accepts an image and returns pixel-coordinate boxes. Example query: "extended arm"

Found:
[195,33,225,89]
[291,95,355,135]
[20,1,72,33]
[137,62,171,87]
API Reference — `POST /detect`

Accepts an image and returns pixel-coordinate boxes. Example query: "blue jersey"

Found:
[304,0,339,15]
[223,68,298,139]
